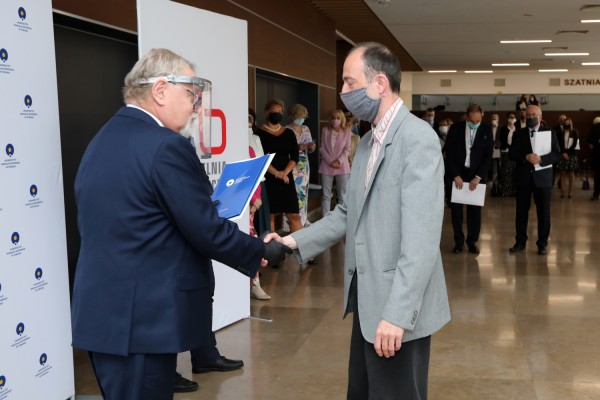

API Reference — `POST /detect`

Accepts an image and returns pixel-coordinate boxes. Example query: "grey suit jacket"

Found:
[292,104,451,343]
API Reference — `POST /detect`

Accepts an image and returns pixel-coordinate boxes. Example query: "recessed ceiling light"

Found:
[539,69,568,72]
[545,52,589,56]
[581,20,600,23]
[428,70,457,73]
[492,63,530,66]
[556,30,589,35]
[501,40,552,44]
[582,62,600,65]
[465,70,493,74]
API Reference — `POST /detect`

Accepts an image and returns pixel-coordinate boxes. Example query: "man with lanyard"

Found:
[445,104,493,254]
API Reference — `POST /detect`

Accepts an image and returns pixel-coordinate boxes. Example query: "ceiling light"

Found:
[428,70,457,73]
[582,62,600,65]
[580,5,600,12]
[539,69,568,72]
[581,20,600,23]
[545,52,589,56]
[500,40,552,44]
[556,30,589,35]
[492,63,530,66]
[465,70,493,73]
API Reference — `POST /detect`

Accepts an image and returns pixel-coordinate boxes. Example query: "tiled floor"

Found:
[74,188,600,399]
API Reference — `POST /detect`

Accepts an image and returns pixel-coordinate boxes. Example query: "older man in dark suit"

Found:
[445,104,493,254]
[508,105,560,255]
[71,48,288,399]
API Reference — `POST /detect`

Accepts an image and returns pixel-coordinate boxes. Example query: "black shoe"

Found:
[509,244,526,253]
[174,373,198,393]
[591,196,599,201]
[538,247,547,255]
[193,356,244,373]
[467,244,480,254]
[452,245,463,254]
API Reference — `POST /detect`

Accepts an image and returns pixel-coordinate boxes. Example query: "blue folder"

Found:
[211,153,274,220]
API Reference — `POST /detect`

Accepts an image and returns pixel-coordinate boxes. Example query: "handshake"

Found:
[259,232,294,266]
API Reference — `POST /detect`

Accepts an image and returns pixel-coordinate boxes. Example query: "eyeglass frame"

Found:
[134,74,211,110]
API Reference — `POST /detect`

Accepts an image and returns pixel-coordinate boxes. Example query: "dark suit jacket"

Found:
[497,125,513,151]
[508,126,560,189]
[557,129,579,156]
[444,120,493,183]
[71,106,264,356]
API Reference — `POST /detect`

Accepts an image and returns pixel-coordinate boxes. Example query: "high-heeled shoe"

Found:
[250,285,271,300]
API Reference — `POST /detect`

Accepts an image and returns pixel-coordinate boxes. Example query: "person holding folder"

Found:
[508,105,560,255]
[445,104,493,254]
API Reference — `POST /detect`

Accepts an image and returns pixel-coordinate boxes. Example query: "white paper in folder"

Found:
[533,130,553,171]
[451,183,486,207]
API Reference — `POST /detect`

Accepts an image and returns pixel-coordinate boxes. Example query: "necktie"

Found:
[530,129,535,138]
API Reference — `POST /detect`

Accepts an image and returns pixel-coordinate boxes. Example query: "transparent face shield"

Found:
[136,74,213,159]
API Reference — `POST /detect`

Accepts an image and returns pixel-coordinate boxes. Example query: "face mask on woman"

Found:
[332,119,341,128]
[268,112,283,125]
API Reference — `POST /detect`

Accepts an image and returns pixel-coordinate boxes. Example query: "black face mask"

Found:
[526,117,539,128]
[268,112,283,125]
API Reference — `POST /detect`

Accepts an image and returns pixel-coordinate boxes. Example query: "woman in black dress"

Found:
[556,117,579,198]
[498,112,518,196]
[256,99,302,232]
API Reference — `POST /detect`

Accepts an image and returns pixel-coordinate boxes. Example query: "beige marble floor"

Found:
[74,188,600,399]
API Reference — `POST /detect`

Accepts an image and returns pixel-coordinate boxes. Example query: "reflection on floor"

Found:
[74,189,600,399]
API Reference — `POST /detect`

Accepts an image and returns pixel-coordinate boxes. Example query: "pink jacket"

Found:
[319,126,352,175]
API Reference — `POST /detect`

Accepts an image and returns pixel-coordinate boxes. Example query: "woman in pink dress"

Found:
[319,110,352,217]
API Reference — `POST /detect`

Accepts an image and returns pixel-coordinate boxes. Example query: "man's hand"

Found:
[263,232,298,250]
[562,153,569,161]
[259,232,293,265]
[454,176,464,189]
[526,153,541,165]
[469,176,481,191]
[374,320,404,358]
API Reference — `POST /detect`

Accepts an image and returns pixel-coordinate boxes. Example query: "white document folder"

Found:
[451,183,486,207]
[533,130,553,171]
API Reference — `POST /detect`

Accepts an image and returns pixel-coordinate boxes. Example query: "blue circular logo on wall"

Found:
[39,353,47,366]
[24,95,32,108]
[18,7,27,21]
[35,268,43,280]
[6,143,14,157]
[0,375,6,388]
[16,322,25,336]
[30,184,38,197]
[11,232,20,245]
[0,48,7,62]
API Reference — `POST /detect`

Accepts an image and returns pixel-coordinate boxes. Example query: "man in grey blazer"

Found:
[267,42,450,399]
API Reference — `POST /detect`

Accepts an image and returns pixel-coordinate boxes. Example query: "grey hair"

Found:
[122,48,195,104]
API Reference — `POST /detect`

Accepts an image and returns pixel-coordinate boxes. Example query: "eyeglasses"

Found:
[135,74,211,111]
[168,81,201,109]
